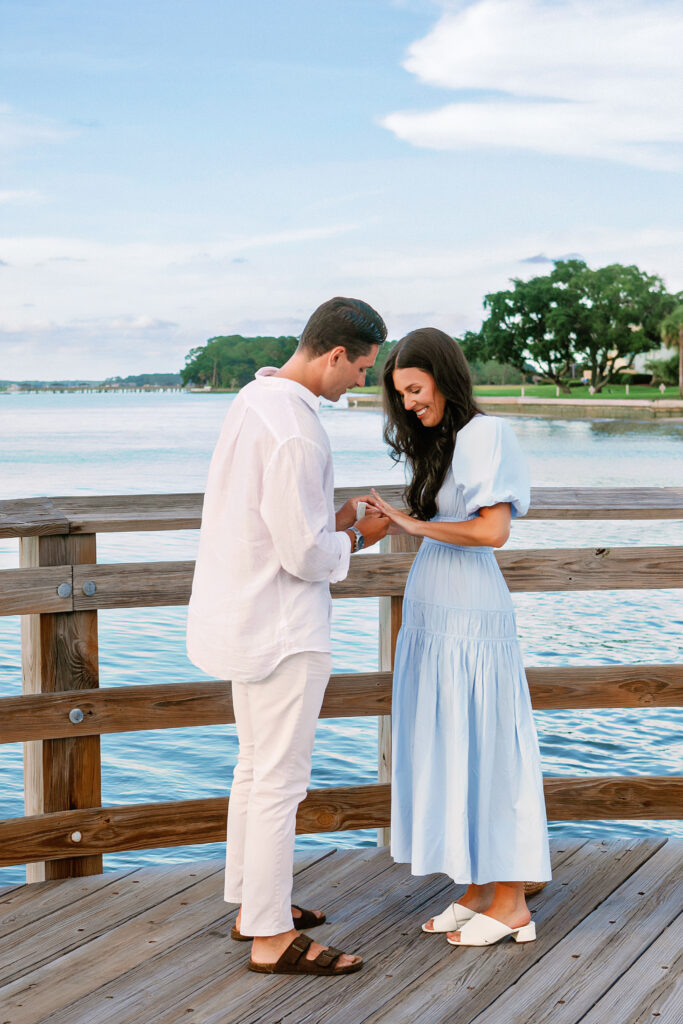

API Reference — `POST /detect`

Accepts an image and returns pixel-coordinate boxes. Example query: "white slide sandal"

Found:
[422,902,477,933]
[446,912,536,946]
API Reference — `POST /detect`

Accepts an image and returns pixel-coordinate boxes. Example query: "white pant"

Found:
[224,651,331,936]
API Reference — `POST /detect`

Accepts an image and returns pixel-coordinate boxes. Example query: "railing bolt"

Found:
[57,582,72,598]
[82,581,97,596]
[70,831,82,843]
[69,708,85,724]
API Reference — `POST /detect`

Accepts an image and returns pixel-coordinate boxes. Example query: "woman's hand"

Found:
[369,490,423,536]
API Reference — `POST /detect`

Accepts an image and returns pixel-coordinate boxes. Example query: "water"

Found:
[1,392,681,885]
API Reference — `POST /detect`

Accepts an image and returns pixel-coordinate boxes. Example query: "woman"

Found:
[370,328,551,948]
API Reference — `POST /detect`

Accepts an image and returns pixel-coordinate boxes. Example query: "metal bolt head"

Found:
[57,582,72,598]
[82,580,97,597]
[71,831,82,843]
[69,708,84,724]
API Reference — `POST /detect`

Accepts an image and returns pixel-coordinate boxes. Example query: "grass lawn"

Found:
[472,384,681,400]
[349,384,681,400]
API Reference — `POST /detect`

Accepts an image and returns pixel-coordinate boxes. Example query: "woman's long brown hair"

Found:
[382,328,483,520]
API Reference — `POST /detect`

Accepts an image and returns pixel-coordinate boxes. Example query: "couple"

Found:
[186,297,551,977]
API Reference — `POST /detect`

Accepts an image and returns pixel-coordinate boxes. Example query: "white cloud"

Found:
[0,189,45,205]
[0,104,74,149]
[0,226,362,377]
[382,0,683,168]
[1,221,681,378]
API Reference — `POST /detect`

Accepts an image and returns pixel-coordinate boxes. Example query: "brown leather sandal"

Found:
[231,905,326,941]
[248,932,362,976]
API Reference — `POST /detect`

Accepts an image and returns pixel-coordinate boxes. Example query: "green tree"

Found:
[181,335,298,388]
[567,263,673,392]
[463,263,581,392]
[463,260,674,393]
[660,302,683,397]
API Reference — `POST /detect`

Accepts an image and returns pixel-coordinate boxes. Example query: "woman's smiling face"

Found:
[392,366,446,427]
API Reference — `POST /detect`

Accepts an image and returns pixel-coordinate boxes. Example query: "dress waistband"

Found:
[421,536,494,554]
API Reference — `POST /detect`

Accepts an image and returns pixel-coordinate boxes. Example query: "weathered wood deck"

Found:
[0,838,680,1024]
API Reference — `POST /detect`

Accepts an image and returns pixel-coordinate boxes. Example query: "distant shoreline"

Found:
[347,392,683,421]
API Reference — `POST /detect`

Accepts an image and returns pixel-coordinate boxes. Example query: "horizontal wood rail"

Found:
[2,486,681,880]
[1,545,682,617]
[2,486,683,538]
[0,665,681,744]
[0,777,680,868]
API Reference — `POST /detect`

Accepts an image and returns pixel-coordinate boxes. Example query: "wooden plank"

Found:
[55,492,205,534]
[20,535,102,882]
[1,664,680,745]
[498,545,683,593]
[0,867,137,940]
[526,486,683,520]
[3,544,682,618]
[0,779,679,869]
[469,840,682,1024]
[68,545,683,611]
[2,487,681,541]
[0,565,73,616]
[0,785,391,867]
[2,849,334,1024]
[0,671,394,744]
[0,861,222,986]
[38,848,386,1024]
[355,838,666,1024]
[526,664,683,709]
[72,560,195,610]
[0,497,70,539]
[228,838,662,1024]
[543,776,683,820]
[0,869,230,1024]
[201,842,586,1024]
[578,912,682,1024]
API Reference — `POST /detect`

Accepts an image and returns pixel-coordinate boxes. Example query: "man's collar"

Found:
[255,367,320,411]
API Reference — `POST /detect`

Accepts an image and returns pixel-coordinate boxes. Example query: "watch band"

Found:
[349,525,365,551]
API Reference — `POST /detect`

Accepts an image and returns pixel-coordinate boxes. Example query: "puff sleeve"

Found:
[453,415,530,519]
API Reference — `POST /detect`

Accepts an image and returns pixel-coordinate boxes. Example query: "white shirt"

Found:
[186,368,351,681]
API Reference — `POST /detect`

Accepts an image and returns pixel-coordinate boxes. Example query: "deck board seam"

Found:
[0,868,141,938]
[358,839,669,1024]
[0,865,227,986]
[462,837,675,1024]
[572,907,683,1024]
[9,850,341,1022]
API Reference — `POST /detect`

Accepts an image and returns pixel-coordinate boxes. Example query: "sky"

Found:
[1,0,682,379]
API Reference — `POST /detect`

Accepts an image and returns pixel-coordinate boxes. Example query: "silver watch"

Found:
[349,525,365,551]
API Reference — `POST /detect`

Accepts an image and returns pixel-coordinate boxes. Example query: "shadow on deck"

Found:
[0,838,680,1024]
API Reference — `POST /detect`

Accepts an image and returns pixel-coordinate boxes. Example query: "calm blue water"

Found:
[1,392,681,885]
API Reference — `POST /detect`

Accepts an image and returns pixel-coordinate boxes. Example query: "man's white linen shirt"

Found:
[186,368,352,682]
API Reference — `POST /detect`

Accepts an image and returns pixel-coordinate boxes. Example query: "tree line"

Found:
[181,261,683,395]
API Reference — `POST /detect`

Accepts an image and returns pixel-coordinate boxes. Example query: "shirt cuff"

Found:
[329,530,352,583]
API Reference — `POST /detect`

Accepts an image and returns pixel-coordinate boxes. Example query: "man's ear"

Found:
[327,346,346,366]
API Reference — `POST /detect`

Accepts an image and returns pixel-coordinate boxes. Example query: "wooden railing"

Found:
[1,488,682,882]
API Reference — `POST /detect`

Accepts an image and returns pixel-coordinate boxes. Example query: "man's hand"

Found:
[354,512,390,548]
[335,494,374,531]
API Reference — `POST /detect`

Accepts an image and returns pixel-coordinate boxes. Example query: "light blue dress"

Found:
[390,414,552,884]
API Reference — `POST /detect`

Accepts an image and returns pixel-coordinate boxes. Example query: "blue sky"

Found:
[1,0,682,378]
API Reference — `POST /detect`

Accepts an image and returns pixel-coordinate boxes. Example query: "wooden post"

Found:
[377,532,421,847]
[20,533,102,881]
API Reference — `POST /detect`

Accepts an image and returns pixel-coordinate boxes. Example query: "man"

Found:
[186,297,389,976]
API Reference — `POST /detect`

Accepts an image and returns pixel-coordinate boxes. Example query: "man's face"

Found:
[322,345,379,402]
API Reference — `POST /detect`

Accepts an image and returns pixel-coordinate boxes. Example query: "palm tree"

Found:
[660,304,683,397]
